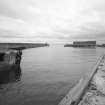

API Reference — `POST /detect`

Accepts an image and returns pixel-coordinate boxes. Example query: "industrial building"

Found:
[73,41,96,47]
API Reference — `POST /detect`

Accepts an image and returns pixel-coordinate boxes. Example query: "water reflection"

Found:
[0,46,105,105]
[0,65,22,84]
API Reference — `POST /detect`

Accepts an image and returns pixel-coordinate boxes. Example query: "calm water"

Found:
[0,45,105,105]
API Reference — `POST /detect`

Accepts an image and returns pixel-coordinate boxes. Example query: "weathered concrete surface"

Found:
[59,54,105,105]
[0,50,22,83]
[79,55,105,105]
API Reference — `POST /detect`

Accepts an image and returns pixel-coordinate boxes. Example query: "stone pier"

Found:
[59,54,105,105]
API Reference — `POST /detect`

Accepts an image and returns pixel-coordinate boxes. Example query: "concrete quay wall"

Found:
[59,54,105,105]
[0,43,49,50]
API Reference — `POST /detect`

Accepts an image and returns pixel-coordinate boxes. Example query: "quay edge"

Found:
[59,54,105,105]
[0,43,50,83]
[0,43,50,50]
[0,49,22,83]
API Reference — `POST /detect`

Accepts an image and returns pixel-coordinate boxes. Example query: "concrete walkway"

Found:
[59,54,105,105]
[79,55,105,105]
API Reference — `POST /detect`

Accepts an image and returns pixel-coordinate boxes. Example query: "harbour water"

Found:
[0,45,105,105]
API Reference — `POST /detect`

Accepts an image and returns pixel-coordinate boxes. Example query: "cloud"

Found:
[0,15,36,35]
[0,0,105,43]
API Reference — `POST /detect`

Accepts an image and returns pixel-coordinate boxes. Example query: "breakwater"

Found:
[0,43,49,50]
[0,42,49,83]
[0,43,49,83]
[59,54,105,105]
[78,54,105,105]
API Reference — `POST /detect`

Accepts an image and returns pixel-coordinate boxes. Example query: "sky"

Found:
[0,0,105,43]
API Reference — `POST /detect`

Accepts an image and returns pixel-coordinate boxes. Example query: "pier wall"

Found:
[59,54,105,105]
[0,43,49,50]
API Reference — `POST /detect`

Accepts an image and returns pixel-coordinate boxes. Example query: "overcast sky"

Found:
[0,0,105,43]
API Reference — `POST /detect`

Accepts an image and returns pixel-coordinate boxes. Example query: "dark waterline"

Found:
[0,45,105,105]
